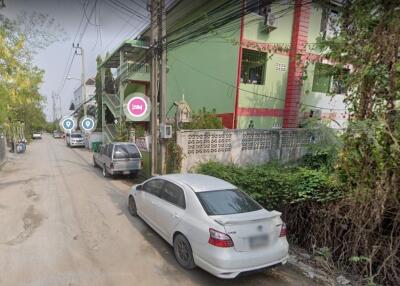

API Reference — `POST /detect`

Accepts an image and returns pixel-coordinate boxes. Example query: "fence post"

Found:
[278,129,282,161]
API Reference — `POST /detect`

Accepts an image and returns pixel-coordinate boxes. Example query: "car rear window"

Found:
[71,134,82,138]
[196,189,262,216]
[113,144,140,159]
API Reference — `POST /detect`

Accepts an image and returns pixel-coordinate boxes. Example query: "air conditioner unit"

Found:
[262,13,277,33]
[310,109,322,119]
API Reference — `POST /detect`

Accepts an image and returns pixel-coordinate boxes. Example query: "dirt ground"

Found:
[0,134,322,286]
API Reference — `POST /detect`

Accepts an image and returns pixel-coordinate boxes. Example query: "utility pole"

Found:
[73,43,87,117]
[52,92,56,122]
[150,0,159,176]
[159,0,167,174]
[58,93,62,120]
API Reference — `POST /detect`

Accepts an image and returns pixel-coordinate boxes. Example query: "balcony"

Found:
[116,62,150,82]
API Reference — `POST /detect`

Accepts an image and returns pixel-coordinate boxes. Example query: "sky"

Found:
[2,0,150,121]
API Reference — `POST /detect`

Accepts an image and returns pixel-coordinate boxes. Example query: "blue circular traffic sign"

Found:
[79,116,96,133]
[61,117,76,131]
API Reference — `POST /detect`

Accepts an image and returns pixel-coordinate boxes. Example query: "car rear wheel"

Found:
[128,196,138,216]
[173,234,196,270]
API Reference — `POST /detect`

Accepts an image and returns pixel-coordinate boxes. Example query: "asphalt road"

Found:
[0,135,320,286]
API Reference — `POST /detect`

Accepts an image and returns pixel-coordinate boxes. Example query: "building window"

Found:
[321,7,340,39]
[241,49,266,85]
[312,63,331,93]
[312,63,349,94]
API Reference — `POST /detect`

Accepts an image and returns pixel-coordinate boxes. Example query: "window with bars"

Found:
[241,49,267,85]
[312,63,349,94]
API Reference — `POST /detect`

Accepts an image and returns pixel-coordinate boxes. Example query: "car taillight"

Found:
[279,223,287,237]
[110,162,114,169]
[208,228,234,248]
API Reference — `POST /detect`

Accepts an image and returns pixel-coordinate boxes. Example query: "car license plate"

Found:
[123,171,130,175]
[249,234,269,249]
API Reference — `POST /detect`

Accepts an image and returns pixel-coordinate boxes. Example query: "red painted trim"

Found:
[217,113,234,129]
[283,0,312,128]
[237,108,284,117]
[241,39,290,56]
[233,1,245,129]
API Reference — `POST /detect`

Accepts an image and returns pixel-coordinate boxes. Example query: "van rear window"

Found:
[113,144,140,159]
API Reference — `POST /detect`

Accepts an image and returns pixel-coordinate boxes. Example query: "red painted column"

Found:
[283,0,312,128]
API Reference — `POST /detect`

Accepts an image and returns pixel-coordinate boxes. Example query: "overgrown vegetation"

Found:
[197,161,343,210]
[182,107,223,129]
[314,1,399,284]
[166,137,184,173]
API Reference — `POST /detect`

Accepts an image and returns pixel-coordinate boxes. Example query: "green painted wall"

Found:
[243,4,294,45]
[307,3,324,53]
[166,1,240,114]
[239,53,288,109]
[237,115,282,129]
[124,83,146,97]
[239,3,293,130]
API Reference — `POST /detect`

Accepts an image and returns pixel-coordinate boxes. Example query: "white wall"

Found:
[177,128,318,172]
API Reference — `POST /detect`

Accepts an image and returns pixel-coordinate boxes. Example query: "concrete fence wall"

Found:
[0,135,7,167]
[176,129,319,172]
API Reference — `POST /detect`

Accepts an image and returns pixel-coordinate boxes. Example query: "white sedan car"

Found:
[128,174,289,279]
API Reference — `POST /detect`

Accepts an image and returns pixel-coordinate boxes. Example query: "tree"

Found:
[316,1,400,284]
[95,56,103,129]
[0,12,64,138]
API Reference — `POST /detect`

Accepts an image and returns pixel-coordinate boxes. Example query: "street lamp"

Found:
[66,76,80,81]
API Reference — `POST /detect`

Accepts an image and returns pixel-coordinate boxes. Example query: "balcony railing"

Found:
[116,62,150,81]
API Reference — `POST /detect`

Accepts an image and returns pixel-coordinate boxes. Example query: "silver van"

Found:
[93,142,142,178]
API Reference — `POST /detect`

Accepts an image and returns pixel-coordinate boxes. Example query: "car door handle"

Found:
[172,213,180,219]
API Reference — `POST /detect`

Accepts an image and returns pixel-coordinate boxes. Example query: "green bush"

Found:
[197,161,343,210]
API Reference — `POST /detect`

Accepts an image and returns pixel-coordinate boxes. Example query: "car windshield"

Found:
[196,189,262,216]
[71,134,82,138]
[113,144,140,159]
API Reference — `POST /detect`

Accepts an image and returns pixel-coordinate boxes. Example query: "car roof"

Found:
[157,174,236,193]
[111,142,137,145]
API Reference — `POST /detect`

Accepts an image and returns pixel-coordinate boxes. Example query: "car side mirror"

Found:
[136,184,143,191]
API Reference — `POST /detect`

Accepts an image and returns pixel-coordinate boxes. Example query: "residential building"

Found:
[99,0,347,142]
[73,77,96,110]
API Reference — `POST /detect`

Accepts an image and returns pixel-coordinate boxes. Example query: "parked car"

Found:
[66,132,85,147]
[32,131,42,139]
[93,142,142,177]
[52,130,62,138]
[128,174,289,279]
